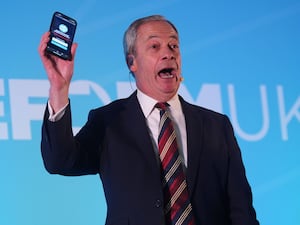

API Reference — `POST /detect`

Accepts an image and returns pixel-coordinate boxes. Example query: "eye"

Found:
[170,43,179,50]
[151,44,158,49]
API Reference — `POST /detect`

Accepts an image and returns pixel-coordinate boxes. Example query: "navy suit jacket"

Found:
[41,91,259,225]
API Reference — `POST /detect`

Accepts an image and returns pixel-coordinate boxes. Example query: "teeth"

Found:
[159,72,173,78]
[158,68,175,78]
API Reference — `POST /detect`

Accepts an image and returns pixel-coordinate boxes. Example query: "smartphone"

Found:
[46,12,77,60]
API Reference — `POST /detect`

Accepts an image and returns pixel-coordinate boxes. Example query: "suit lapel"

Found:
[121,93,162,177]
[180,97,204,196]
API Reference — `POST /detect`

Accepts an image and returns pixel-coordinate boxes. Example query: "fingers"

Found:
[38,31,78,63]
[38,31,50,58]
[37,31,78,86]
[38,31,58,76]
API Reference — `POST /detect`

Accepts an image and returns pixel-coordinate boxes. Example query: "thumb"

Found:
[70,42,78,61]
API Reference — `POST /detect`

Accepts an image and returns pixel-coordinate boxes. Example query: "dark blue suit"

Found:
[41,91,259,225]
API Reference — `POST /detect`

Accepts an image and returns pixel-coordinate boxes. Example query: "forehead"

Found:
[137,21,178,41]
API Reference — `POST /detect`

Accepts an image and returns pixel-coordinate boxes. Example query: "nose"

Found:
[161,45,176,60]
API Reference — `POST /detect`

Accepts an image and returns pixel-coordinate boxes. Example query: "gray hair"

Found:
[123,15,178,64]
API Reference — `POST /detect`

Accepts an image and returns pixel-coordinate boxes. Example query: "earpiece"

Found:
[127,55,134,67]
[126,55,136,77]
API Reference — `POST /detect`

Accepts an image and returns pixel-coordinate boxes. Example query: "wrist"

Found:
[49,86,69,113]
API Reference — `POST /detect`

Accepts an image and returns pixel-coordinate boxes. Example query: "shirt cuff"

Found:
[48,101,69,122]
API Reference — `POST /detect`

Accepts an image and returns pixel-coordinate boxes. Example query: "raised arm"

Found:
[38,31,78,112]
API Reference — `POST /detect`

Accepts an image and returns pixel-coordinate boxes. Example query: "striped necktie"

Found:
[156,102,196,225]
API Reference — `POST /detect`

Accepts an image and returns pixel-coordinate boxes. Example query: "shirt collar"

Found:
[137,89,180,118]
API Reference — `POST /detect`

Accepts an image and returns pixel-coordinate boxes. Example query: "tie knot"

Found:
[155,102,168,111]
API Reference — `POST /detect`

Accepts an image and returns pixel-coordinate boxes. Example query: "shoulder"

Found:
[87,92,138,121]
[179,95,233,130]
[179,95,227,120]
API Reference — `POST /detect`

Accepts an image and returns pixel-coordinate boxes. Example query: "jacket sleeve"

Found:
[41,103,100,176]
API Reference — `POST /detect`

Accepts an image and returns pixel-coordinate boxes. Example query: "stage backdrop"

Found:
[1,1,299,225]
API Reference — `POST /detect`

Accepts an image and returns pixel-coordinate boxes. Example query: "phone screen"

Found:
[46,12,77,60]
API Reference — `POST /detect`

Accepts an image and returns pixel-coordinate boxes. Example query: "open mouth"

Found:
[158,68,176,79]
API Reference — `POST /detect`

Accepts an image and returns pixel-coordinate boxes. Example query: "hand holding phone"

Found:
[46,12,77,60]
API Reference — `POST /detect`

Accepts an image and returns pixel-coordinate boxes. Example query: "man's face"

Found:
[130,21,182,102]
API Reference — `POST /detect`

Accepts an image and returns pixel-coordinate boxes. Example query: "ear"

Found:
[126,54,137,72]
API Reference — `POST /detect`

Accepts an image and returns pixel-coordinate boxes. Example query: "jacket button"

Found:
[155,199,162,208]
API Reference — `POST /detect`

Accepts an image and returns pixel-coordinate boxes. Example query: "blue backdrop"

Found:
[1,1,299,225]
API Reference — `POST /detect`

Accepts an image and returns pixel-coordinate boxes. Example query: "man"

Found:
[39,15,259,225]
